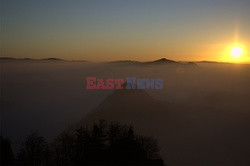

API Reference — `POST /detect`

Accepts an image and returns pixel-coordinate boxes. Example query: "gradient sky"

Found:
[1,0,250,62]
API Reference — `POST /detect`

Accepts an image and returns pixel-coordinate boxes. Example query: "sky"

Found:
[1,0,250,62]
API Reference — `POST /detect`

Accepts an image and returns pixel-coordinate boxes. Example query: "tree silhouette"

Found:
[15,121,165,165]
[50,132,75,166]
[18,130,48,165]
[52,120,164,165]
[0,136,15,165]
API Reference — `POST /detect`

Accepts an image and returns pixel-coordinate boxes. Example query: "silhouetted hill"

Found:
[69,83,171,164]
[71,83,168,132]
[0,57,36,61]
[105,58,198,68]
[148,58,177,64]
[145,58,199,69]
[0,57,91,63]
[0,57,63,61]
[67,84,167,164]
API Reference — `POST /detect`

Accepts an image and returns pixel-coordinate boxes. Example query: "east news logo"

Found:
[86,77,163,89]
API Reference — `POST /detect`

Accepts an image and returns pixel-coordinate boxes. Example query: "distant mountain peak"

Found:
[72,82,166,130]
[159,58,169,61]
[147,58,178,64]
[149,58,177,64]
[0,57,17,60]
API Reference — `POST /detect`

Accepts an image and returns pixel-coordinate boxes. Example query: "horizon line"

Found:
[1,56,250,65]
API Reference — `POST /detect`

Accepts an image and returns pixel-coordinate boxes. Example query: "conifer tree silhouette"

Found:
[0,136,15,165]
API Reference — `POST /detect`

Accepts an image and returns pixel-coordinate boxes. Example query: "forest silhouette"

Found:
[1,120,164,165]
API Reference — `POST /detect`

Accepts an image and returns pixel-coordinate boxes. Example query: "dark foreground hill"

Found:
[72,84,168,132]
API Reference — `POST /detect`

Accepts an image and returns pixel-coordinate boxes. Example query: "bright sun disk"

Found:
[230,46,243,58]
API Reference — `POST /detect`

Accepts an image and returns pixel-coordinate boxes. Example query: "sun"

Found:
[230,46,243,58]
[220,42,249,63]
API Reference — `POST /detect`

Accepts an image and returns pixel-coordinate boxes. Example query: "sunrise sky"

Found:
[1,0,250,62]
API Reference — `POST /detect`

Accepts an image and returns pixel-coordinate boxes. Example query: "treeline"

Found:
[1,120,165,165]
